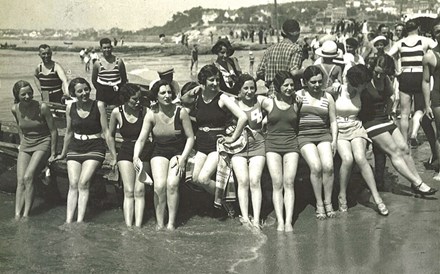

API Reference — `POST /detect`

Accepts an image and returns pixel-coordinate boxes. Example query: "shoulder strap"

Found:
[174,107,182,130]
[327,65,336,86]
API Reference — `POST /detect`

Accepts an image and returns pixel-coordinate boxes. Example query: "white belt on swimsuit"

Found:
[74,133,101,140]
[198,127,225,132]
[401,67,423,73]
[48,89,62,95]
[336,116,358,122]
[97,78,122,86]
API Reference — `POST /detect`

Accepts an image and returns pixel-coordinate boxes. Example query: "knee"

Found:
[124,190,134,199]
[322,163,334,175]
[340,154,354,166]
[354,154,368,166]
[23,174,34,186]
[271,176,283,191]
[154,183,166,194]
[309,163,322,175]
[167,182,179,194]
[283,179,295,189]
[194,173,210,185]
[16,179,25,189]
[78,180,90,190]
[249,178,261,190]
[134,189,145,198]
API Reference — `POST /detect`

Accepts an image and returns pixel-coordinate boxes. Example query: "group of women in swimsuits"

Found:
[12,20,440,232]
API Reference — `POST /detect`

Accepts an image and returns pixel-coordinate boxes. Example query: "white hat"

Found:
[315,40,340,58]
[371,35,389,46]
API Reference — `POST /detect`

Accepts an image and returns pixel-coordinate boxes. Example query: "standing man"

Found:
[190,44,198,74]
[387,19,437,146]
[256,19,303,95]
[92,37,128,106]
[34,44,69,103]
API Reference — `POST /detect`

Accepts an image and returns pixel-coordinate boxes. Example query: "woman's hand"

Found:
[109,158,117,171]
[52,153,66,162]
[133,157,142,172]
[48,154,56,163]
[171,156,186,177]
[425,106,434,120]
[331,140,337,156]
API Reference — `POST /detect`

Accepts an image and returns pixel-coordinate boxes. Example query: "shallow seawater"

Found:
[0,192,268,273]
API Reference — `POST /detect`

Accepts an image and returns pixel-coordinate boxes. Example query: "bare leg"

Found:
[337,140,354,210]
[166,156,181,230]
[231,156,251,223]
[66,160,81,223]
[283,152,299,232]
[301,144,324,208]
[118,160,136,227]
[351,138,383,204]
[151,157,169,230]
[248,156,265,228]
[399,91,412,143]
[77,160,101,223]
[193,152,218,195]
[134,163,147,227]
[266,152,285,231]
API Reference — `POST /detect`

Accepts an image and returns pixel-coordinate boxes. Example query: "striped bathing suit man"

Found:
[35,63,63,103]
[96,58,122,105]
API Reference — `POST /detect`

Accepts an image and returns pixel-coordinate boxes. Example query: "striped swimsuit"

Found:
[95,57,122,105]
[297,90,332,148]
[35,63,63,103]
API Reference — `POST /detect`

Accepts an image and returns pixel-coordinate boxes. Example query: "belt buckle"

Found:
[200,127,210,132]
[80,134,89,141]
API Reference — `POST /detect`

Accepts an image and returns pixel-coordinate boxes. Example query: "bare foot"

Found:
[276,223,284,232]
[14,214,21,221]
[156,225,164,231]
[284,223,293,232]
[166,224,176,231]
[433,174,440,181]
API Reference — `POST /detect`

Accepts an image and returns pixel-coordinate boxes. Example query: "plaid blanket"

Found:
[214,131,248,208]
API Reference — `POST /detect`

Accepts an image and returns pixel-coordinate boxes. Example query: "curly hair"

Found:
[346,64,372,87]
[150,79,175,100]
[272,71,294,92]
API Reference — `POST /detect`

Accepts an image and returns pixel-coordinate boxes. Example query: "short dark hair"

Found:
[38,44,51,51]
[197,64,220,85]
[119,83,141,103]
[68,77,91,97]
[303,66,323,82]
[100,38,112,47]
[150,79,176,100]
[405,19,419,33]
[12,80,33,103]
[346,64,372,87]
[236,74,257,93]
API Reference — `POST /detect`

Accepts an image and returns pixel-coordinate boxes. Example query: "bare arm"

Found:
[219,94,247,143]
[55,104,73,159]
[133,111,153,162]
[326,93,338,155]
[118,59,128,84]
[54,63,70,98]
[11,104,23,142]
[41,102,58,161]
[91,61,100,88]
[97,101,111,153]
[179,108,195,162]
[422,51,434,119]
[107,107,120,166]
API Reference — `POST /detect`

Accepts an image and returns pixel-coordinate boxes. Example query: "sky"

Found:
[0,0,296,31]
